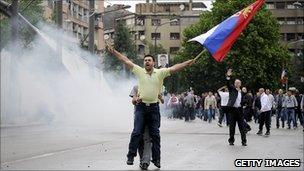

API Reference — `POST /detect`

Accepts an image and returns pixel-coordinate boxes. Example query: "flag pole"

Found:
[193,49,206,61]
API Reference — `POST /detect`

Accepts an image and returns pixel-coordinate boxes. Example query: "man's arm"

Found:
[169,59,195,74]
[225,69,234,91]
[106,45,134,69]
[217,86,227,93]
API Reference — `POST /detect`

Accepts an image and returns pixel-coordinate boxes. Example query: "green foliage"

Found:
[0,0,44,49]
[103,21,139,73]
[148,43,167,57]
[172,0,292,94]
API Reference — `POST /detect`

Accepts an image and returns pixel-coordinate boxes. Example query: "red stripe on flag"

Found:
[212,0,265,62]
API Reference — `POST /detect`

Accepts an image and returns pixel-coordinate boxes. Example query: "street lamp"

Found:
[153,19,179,55]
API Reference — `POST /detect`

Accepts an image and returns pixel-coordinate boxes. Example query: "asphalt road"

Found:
[1,117,303,170]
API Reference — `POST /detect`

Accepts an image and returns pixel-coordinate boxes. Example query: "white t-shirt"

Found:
[218,91,229,107]
[261,93,272,112]
[233,91,242,108]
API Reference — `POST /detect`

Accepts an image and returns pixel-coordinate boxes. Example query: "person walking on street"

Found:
[225,69,247,146]
[256,88,272,136]
[283,90,298,129]
[275,89,285,128]
[204,91,217,123]
[217,86,230,127]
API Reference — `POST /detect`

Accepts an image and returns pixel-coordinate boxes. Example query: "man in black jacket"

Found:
[226,69,247,146]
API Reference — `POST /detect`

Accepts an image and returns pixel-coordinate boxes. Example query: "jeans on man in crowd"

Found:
[218,107,229,126]
[259,111,271,132]
[127,103,161,162]
[276,107,285,128]
[207,107,215,123]
[285,108,296,128]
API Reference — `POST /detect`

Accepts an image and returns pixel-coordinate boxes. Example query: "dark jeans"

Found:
[276,107,285,128]
[127,103,161,161]
[295,108,304,127]
[259,111,271,132]
[286,108,296,128]
[243,106,253,122]
[227,107,246,144]
[218,106,229,126]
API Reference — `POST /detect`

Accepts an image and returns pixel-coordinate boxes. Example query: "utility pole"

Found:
[55,0,63,28]
[10,0,18,43]
[54,0,62,61]
[89,0,95,53]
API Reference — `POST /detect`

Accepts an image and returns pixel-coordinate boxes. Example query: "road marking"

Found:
[1,140,117,166]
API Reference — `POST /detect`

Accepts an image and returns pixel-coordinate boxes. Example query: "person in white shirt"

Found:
[217,86,230,127]
[257,88,272,136]
[266,89,275,116]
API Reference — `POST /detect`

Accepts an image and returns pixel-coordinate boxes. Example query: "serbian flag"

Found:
[280,69,288,85]
[189,0,265,62]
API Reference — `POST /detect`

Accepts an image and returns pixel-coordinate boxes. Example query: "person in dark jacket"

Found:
[225,69,247,146]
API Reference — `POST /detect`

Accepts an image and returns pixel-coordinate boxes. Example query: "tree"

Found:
[0,0,44,49]
[103,21,139,74]
[172,0,292,94]
[148,43,167,57]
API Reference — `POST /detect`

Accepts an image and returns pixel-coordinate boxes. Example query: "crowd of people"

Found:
[162,87,304,133]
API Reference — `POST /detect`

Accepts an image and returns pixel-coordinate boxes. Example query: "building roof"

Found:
[103,4,132,30]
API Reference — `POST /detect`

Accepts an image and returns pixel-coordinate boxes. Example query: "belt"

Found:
[140,102,159,107]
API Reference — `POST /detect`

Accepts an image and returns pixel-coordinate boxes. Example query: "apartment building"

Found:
[104,0,207,59]
[266,0,304,54]
[42,0,104,53]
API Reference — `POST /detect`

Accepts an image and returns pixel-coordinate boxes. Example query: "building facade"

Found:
[266,0,304,54]
[104,0,208,61]
[42,0,104,53]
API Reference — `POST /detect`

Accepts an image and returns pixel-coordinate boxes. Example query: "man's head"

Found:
[266,89,271,95]
[234,79,241,89]
[287,90,292,96]
[224,87,228,92]
[259,88,265,94]
[242,87,247,93]
[143,54,155,71]
[159,54,167,68]
[208,91,213,96]
[278,89,283,95]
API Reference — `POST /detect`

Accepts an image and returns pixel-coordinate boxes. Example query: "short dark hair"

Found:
[144,54,155,62]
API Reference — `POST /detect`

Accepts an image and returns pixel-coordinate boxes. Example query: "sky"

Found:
[104,0,215,12]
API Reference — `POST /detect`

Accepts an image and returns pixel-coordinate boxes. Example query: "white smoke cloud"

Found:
[0,22,136,132]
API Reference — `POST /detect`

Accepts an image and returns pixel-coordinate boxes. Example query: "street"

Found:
[1,117,303,170]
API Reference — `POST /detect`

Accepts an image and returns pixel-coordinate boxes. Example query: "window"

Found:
[152,19,161,26]
[170,47,180,54]
[286,2,295,9]
[170,33,180,40]
[276,2,285,9]
[170,19,180,26]
[286,33,296,41]
[266,3,275,9]
[138,31,145,39]
[297,17,304,24]
[165,6,170,12]
[136,16,145,26]
[297,33,304,40]
[151,33,161,40]
[286,17,296,25]
[277,17,285,25]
